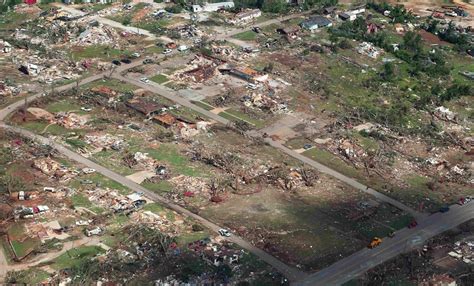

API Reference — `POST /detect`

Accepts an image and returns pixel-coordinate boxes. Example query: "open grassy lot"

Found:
[70,45,131,61]
[150,74,169,84]
[50,245,105,270]
[232,30,257,41]
[6,268,50,285]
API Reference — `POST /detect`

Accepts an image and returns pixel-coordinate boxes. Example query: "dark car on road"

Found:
[439,206,450,213]
[112,60,121,66]
[121,58,131,64]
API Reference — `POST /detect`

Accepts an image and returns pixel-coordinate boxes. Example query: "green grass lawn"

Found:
[70,45,130,61]
[84,79,137,93]
[191,100,214,111]
[302,148,361,179]
[232,30,257,41]
[45,100,84,113]
[11,238,41,258]
[141,202,165,213]
[6,268,50,285]
[21,122,72,136]
[150,74,169,84]
[51,246,105,270]
[141,180,173,193]
[176,231,209,247]
[218,109,264,128]
[136,144,207,177]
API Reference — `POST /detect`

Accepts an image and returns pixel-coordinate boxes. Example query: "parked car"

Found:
[368,237,382,248]
[408,219,418,228]
[82,168,96,174]
[439,206,450,213]
[140,77,150,84]
[81,107,92,112]
[121,58,131,64]
[177,45,188,52]
[162,49,172,55]
[303,144,313,150]
[458,196,472,205]
[252,26,261,33]
[112,60,121,66]
[131,52,141,58]
[246,83,258,90]
[218,229,231,237]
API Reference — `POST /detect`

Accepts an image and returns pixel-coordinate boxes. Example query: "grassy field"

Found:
[134,144,208,177]
[232,30,257,41]
[191,100,215,111]
[70,45,131,61]
[150,74,169,84]
[6,268,50,285]
[51,246,105,270]
[84,79,137,93]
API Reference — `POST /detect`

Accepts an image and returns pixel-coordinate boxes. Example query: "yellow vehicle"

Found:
[368,237,382,249]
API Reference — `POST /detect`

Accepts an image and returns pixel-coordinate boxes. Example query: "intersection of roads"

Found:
[0,7,473,285]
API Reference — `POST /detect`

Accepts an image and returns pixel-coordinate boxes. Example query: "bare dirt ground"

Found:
[387,0,474,27]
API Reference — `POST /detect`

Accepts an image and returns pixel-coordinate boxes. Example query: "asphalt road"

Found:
[0,60,143,122]
[0,123,305,282]
[116,74,423,220]
[297,203,474,286]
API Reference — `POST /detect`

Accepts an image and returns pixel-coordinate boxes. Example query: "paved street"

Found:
[0,12,471,283]
[0,123,306,282]
[116,73,424,220]
[297,203,474,286]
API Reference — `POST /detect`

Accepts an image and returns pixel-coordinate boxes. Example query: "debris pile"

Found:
[357,42,382,58]
[54,112,89,129]
[84,134,126,152]
[32,158,61,175]
[448,240,474,264]
[73,23,121,46]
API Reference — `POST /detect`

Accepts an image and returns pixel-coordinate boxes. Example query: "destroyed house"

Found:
[277,26,300,37]
[191,1,234,13]
[153,112,196,128]
[220,66,268,83]
[183,65,216,82]
[153,113,177,127]
[126,99,163,116]
[300,16,332,30]
[323,6,336,14]
[229,9,262,24]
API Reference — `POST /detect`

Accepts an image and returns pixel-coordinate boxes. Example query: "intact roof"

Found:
[126,98,162,115]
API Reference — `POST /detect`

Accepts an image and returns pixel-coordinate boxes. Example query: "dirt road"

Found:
[0,236,101,283]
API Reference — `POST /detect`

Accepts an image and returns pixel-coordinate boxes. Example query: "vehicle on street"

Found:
[162,49,172,54]
[131,52,141,58]
[368,237,382,248]
[218,228,231,237]
[439,206,450,213]
[408,219,418,228]
[112,60,121,66]
[82,168,96,174]
[140,77,150,84]
[121,58,131,64]
[252,26,261,33]
[458,196,472,205]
